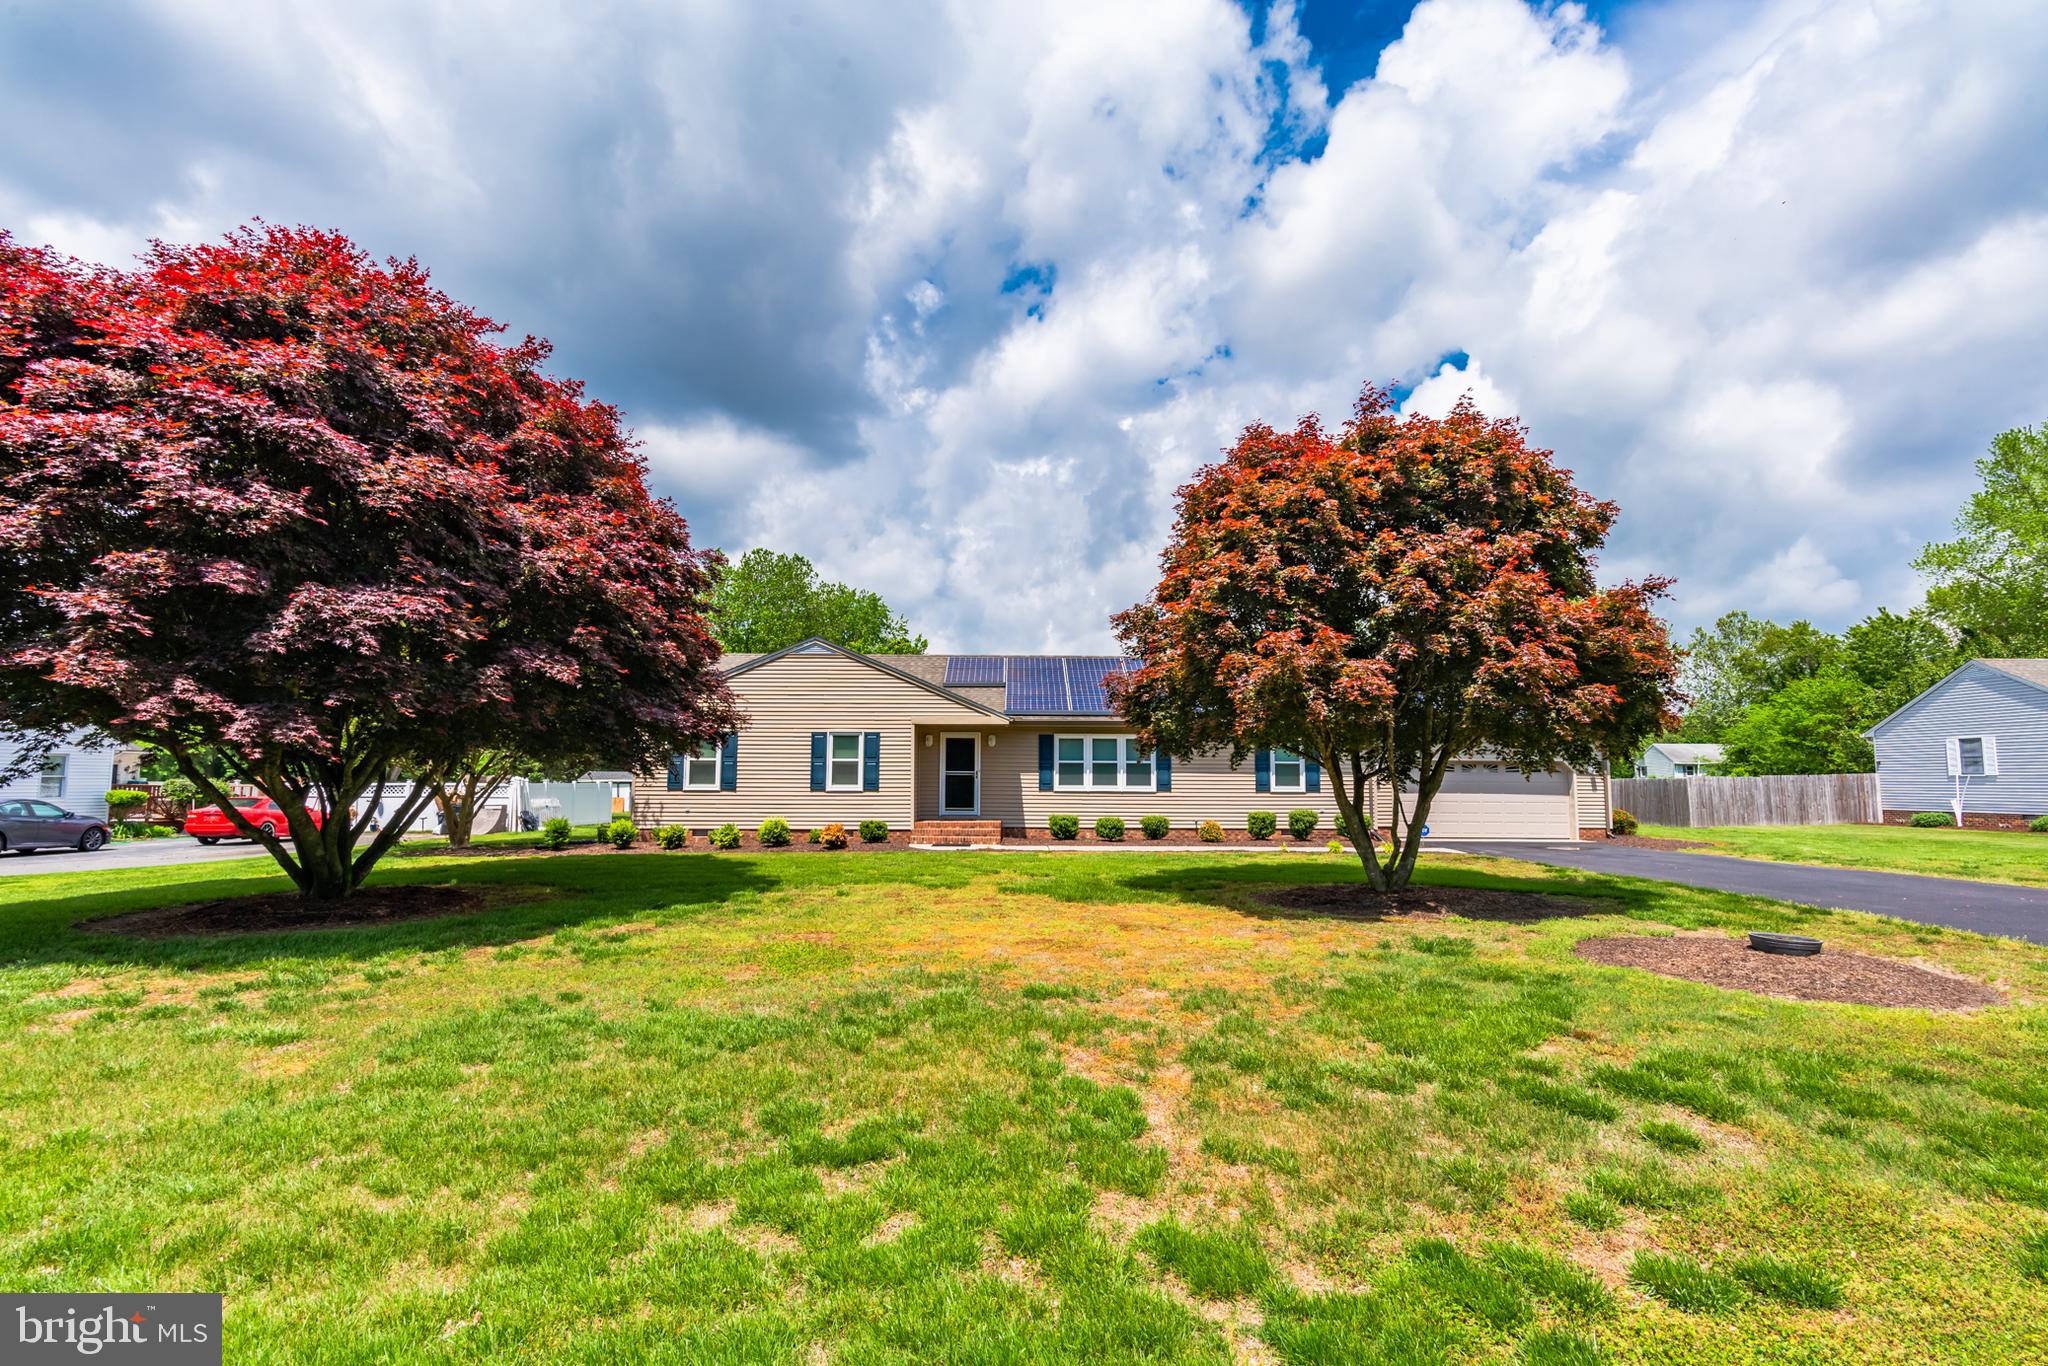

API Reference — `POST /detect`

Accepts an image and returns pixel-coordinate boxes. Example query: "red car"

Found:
[183,796,324,844]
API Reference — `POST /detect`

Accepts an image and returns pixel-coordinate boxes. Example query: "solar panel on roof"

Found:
[1064,657,1127,714]
[1005,656,1070,713]
[943,656,1006,687]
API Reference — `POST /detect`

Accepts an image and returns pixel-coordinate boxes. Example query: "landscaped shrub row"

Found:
[1044,809,1326,841]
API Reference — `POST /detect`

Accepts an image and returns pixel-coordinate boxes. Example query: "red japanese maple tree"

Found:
[1112,386,1679,892]
[0,225,737,898]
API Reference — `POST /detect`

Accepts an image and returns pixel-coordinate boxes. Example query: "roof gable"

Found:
[1863,658,2048,737]
[721,638,1007,718]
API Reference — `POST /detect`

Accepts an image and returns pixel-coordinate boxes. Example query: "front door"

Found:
[940,733,980,815]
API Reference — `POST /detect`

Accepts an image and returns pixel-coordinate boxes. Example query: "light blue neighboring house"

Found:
[0,729,137,821]
[1863,659,2048,827]
[1634,742,1725,778]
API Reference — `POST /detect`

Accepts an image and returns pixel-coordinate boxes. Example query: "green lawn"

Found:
[3,847,2046,1362]
[1643,822,2048,888]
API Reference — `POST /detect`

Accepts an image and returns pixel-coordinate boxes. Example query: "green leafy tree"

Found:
[1841,608,1961,722]
[1720,673,1875,775]
[1916,421,2048,657]
[707,549,927,654]
[1677,612,1841,739]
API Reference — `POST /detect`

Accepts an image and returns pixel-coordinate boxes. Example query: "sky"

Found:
[4,0,2045,652]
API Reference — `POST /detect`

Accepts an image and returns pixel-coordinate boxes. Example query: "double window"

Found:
[827,732,866,790]
[680,740,720,790]
[1054,735,1153,790]
[1269,747,1306,793]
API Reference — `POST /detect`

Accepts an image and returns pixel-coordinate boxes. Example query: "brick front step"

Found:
[913,820,1003,844]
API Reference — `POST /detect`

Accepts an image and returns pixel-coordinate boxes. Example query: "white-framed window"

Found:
[1270,747,1306,792]
[1952,735,1996,777]
[827,732,865,791]
[681,740,720,790]
[37,755,66,799]
[1054,735,1153,790]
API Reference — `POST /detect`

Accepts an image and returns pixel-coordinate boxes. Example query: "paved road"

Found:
[1442,841,2048,945]
[0,837,275,878]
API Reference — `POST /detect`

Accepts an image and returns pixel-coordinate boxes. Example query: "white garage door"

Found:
[1409,763,1574,841]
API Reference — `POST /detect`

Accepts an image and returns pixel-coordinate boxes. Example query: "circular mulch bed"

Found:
[1256,883,1608,923]
[1573,933,2003,1010]
[81,883,540,939]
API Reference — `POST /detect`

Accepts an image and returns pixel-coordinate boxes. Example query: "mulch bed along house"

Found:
[1574,933,2004,1010]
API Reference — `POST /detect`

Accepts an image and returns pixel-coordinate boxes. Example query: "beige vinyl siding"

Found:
[1574,769,1610,833]
[915,725,1346,831]
[632,653,996,830]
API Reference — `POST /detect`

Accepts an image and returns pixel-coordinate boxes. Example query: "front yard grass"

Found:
[1644,821,2048,887]
[2,847,2046,1362]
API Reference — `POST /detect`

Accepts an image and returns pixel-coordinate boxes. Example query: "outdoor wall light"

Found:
[987,734,996,747]
[924,735,933,747]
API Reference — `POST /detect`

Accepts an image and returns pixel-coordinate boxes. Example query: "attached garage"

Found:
[1409,763,1575,841]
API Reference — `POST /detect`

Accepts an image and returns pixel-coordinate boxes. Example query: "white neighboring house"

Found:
[1634,743,1726,778]
[1863,659,2048,827]
[0,729,133,820]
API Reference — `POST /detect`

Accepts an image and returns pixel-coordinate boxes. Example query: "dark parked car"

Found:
[0,798,112,853]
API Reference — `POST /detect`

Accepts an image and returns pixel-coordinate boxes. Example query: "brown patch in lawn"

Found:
[684,1200,735,1233]
[864,1211,918,1246]
[726,1222,801,1257]
[1255,883,1607,923]
[1574,933,2003,1010]
[979,1232,1051,1293]
[81,883,548,939]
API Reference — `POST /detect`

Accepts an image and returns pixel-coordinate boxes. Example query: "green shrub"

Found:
[1198,819,1224,843]
[539,817,573,851]
[602,817,638,849]
[104,788,148,818]
[1287,808,1319,840]
[758,817,792,847]
[1628,1253,1742,1313]
[1639,1119,1704,1153]
[709,823,741,850]
[2028,815,2048,834]
[1094,815,1125,842]
[1326,838,1342,853]
[1909,810,1955,828]
[160,776,200,806]
[807,825,821,843]
[654,824,689,850]
[859,819,889,842]
[1048,813,1080,840]
[1728,1254,1843,1309]
[1140,814,1169,840]
[1247,810,1277,840]
[818,822,849,850]
[1610,808,1638,836]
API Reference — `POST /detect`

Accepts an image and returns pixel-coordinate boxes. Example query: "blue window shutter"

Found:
[863,731,880,792]
[1038,734,1054,791]
[719,734,738,791]
[1156,751,1172,792]
[810,733,826,791]
[667,754,686,791]
[1306,757,1321,793]
[1254,747,1271,793]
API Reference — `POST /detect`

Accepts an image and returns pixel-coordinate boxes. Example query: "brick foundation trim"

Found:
[1882,809,2044,832]
[1577,827,1611,841]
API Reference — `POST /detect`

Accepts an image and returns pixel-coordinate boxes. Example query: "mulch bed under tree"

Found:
[1255,883,1609,923]
[1574,933,2003,1010]
[82,883,542,938]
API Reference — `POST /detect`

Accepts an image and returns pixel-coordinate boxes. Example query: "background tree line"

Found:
[1657,420,2047,776]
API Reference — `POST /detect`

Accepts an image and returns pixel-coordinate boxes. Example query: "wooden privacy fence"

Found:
[1612,773,1880,828]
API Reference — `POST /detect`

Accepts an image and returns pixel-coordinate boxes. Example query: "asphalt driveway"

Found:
[1443,840,2048,946]
[0,836,275,878]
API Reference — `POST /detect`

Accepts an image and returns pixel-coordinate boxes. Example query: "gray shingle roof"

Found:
[1980,658,2048,690]
[713,646,1134,716]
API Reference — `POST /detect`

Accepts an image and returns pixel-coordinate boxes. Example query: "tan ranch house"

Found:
[631,638,1613,842]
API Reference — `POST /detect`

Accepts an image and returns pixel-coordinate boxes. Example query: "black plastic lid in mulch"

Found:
[1748,931,1823,956]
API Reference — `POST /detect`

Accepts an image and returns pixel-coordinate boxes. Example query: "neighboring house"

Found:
[1634,742,1726,778]
[0,729,124,820]
[631,638,1613,842]
[1864,659,2048,828]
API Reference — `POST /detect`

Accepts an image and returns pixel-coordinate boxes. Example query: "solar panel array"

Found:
[942,655,1006,687]
[996,656,1142,714]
